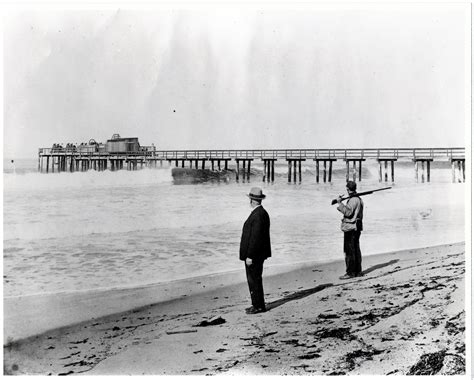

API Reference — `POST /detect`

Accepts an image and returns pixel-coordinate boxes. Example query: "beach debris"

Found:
[69,338,88,344]
[419,208,432,219]
[344,348,384,371]
[291,364,312,372]
[216,348,227,353]
[59,352,80,360]
[407,350,446,375]
[297,352,321,360]
[112,326,121,331]
[328,370,346,375]
[280,339,307,347]
[58,370,74,376]
[439,354,465,375]
[165,329,198,335]
[357,311,379,322]
[191,367,209,372]
[194,316,226,327]
[64,359,95,368]
[317,313,339,319]
[265,348,280,353]
[445,312,464,335]
[193,350,203,354]
[311,327,355,340]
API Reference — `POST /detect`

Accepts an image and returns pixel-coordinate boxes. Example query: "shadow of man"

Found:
[265,259,400,311]
[360,259,399,276]
[266,283,333,311]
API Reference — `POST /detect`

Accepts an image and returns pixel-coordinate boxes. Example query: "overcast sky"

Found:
[3,4,470,158]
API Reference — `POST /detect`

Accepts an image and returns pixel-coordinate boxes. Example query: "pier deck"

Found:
[38,147,466,183]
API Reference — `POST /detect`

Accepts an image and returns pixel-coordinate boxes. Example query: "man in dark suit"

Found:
[240,187,271,314]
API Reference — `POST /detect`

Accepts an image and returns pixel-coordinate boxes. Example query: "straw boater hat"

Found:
[247,187,266,200]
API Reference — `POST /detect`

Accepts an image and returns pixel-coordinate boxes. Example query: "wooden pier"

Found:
[38,147,465,183]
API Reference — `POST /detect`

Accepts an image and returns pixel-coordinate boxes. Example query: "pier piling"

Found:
[314,158,337,183]
[286,159,305,183]
[37,147,464,185]
[344,159,366,182]
[287,160,292,182]
[235,159,253,182]
[377,159,397,182]
[292,160,296,182]
[451,158,465,183]
[413,159,433,183]
[262,159,276,182]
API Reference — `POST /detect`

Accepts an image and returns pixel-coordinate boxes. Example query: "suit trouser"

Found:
[245,260,265,309]
[343,230,362,276]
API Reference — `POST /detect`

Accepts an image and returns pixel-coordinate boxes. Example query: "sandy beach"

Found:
[4,242,465,376]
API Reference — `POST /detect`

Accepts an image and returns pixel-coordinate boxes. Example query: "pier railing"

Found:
[37,146,466,182]
[38,147,465,160]
[141,147,465,160]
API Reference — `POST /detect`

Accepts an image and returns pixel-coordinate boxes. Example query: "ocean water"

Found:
[3,158,465,297]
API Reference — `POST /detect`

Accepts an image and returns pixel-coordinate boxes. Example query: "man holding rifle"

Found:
[336,180,364,280]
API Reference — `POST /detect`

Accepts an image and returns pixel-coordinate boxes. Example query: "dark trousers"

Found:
[343,230,362,276]
[245,261,265,309]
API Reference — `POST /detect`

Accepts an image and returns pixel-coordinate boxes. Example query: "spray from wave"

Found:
[4,167,173,192]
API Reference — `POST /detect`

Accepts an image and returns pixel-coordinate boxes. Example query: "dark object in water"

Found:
[172,168,233,183]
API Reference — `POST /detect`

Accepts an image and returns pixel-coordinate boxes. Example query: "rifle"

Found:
[331,186,392,205]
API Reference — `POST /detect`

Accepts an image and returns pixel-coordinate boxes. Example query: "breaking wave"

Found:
[4,167,173,192]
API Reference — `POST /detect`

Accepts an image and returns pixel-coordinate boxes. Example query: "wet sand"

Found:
[3,242,465,375]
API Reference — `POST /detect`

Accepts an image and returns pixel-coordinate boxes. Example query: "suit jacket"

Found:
[239,205,271,262]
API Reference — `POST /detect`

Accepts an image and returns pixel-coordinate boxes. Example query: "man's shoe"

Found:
[339,274,354,280]
[246,306,266,314]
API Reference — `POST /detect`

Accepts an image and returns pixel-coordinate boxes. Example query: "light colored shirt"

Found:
[337,196,364,232]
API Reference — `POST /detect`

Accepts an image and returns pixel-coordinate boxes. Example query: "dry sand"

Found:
[3,242,466,375]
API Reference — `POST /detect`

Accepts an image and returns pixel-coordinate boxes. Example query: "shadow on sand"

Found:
[360,259,400,276]
[265,259,400,311]
[266,283,333,311]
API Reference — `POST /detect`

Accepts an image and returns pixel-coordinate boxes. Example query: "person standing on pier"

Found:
[336,180,364,279]
[240,187,271,314]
